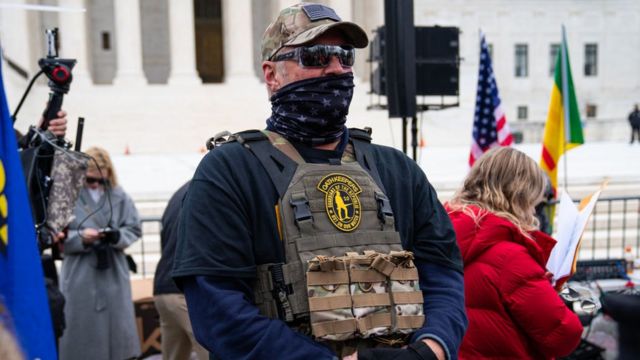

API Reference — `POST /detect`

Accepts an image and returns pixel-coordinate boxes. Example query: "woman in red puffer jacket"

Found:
[446,147,583,359]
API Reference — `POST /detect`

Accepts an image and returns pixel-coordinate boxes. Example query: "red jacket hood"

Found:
[446,205,557,269]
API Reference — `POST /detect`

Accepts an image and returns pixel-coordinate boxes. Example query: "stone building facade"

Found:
[1,0,639,153]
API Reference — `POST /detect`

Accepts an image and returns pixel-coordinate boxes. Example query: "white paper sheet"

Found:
[547,190,601,285]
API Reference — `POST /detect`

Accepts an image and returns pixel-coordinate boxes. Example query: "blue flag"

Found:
[0,54,57,359]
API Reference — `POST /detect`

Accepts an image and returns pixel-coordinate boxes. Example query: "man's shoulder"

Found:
[368,141,408,158]
[368,142,420,171]
[200,139,254,163]
[194,139,259,180]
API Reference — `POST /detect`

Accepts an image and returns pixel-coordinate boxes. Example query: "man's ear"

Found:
[262,61,279,94]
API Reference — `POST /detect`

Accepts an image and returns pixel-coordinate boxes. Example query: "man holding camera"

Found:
[173,3,466,360]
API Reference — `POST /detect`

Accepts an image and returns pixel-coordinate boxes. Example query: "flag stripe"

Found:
[540,28,584,195]
[541,146,557,171]
[470,33,512,166]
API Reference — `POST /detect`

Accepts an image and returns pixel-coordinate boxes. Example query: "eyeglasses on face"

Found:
[85,177,106,185]
[271,44,355,68]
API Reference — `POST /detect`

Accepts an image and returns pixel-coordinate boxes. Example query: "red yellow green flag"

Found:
[540,28,584,196]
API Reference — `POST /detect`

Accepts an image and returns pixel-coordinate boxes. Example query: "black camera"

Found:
[39,28,76,129]
[99,227,120,245]
[94,228,119,270]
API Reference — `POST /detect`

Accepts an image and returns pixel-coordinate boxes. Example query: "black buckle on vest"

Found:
[268,263,294,322]
[375,192,393,224]
[290,195,313,224]
[236,130,267,145]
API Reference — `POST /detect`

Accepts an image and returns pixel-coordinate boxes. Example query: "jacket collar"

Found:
[448,204,557,267]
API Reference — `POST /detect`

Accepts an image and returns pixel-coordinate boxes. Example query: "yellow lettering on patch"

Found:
[317,173,362,232]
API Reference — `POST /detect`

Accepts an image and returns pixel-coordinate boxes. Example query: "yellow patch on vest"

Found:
[317,173,362,232]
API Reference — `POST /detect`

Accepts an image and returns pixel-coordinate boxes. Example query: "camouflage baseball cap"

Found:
[261,2,369,61]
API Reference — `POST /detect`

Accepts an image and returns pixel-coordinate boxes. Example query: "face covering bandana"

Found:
[266,73,355,146]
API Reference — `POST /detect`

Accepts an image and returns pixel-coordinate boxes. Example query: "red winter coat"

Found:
[447,205,583,360]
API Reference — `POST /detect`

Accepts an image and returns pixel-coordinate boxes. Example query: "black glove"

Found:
[358,341,438,360]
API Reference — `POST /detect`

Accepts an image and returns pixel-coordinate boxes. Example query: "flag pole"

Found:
[561,25,570,193]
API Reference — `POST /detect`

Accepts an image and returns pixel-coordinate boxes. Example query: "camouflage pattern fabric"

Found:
[388,252,425,334]
[46,149,88,234]
[307,256,354,341]
[261,3,368,61]
[306,251,423,341]
[348,253,391,338]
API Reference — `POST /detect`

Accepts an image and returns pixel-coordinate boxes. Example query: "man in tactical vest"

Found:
[173,3,467,359]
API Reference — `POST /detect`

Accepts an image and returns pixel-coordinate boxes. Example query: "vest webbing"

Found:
[229,128,388,198]
[225,129,419,348]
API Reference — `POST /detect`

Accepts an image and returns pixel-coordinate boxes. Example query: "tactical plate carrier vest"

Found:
[211,128,425,351]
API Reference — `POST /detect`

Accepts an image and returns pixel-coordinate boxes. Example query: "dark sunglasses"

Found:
[271,44,355,68]
[85,177,106,185]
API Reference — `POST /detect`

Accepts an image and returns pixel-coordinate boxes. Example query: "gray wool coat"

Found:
[59,185,142,360]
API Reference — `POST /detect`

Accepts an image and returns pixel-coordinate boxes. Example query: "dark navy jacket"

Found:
[173,135,467,359]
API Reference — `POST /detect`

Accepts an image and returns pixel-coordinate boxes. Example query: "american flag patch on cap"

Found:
[301,4,341,22]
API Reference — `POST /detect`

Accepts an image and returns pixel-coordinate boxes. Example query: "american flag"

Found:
[469,34,513,166]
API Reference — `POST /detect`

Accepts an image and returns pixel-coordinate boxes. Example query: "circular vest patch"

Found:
[317,173,362,232]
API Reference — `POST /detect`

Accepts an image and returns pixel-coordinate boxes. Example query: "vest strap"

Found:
[308,294,352,312]
[395,315,426,330]
[392,291,424,305]
[307,270,350,286]
[350,130,386,195]
[297,231,402,252]
[269,263,295,322]
[352,293,391,308]
[290,192,314,234]
[375,192,395,230]
[238,131,298,198]
[349,269,386,283]
[312,319,357,338]
[371,256,396,277]
[390,267,419,281]
[356,312,392,333]
[235,129,268,144]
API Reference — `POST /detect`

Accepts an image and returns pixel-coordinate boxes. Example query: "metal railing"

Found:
[132,195,640,278]
[133,216,162,278]
[577,196,640,260]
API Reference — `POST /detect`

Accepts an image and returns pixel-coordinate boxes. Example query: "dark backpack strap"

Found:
[235,130,298,199]
[348,127,387,194]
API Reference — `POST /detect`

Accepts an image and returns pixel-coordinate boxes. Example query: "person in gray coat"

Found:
[59,146,142,360]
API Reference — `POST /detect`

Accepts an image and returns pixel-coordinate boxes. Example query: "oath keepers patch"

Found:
[317,173,362,232]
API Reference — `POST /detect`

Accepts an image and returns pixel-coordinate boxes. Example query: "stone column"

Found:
[113,0,146,85]
[352,0,383,82]
[167,0,201,85]
[58,0,91,86]
[222,0,257,82]
[0,0,35,75]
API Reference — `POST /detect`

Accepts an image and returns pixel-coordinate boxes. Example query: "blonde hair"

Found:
[449,147,546,234]
[84,146,118,187]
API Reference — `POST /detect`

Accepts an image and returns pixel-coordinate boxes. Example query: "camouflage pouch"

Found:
[46,149,89,234]
[387,251,425,334]
[307,256,355,341]
[347,251,391,338]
